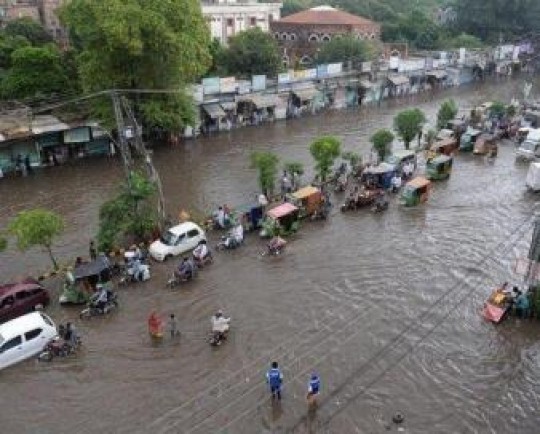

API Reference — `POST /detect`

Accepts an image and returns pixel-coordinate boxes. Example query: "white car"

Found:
[0,312,58,371]
[149,222,206,261]
[526,162,540,191]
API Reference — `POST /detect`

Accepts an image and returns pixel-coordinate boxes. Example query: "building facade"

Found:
[201,0,282,45]
[270,5,381,67]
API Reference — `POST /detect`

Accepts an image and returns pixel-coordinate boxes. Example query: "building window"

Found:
[281,32,288,41]
[227,18,233,27]
[282,55,289,68]
[321,34,331,42]
[356,34,365,40]
[308,34,319,42]
[370,33,376,39]
[289,33,297,41]
[274,32,280,40]
[250,17,256,26]
[300,55,312,66]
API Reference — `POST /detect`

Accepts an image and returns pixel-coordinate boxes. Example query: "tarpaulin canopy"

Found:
[73,256,110,280]
[202,103,226,119]
[388,75,410,86]
[482,303,506,323]
[267,202,298,219]
[292,88,320,101]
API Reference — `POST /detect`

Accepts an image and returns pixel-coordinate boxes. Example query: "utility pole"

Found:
[110,91,133,181]
[526,218,540,286]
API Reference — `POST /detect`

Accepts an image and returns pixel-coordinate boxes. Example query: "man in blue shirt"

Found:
[266,361,283,400]
[307,373,321,407]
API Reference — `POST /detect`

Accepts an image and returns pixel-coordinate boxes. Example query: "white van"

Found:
[149,222,206,261]
[0,312,57,370]
[516,128,540,161]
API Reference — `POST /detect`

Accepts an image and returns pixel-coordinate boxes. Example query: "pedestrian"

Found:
[266,361,283,400]
[89,240,97,261]
[168,313,179,338]
[24,155,33,174]
[306,373,321,407]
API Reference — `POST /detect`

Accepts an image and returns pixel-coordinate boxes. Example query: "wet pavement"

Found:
[2,78,540,433]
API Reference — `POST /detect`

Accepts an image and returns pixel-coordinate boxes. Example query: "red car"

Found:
[0,279,50,324]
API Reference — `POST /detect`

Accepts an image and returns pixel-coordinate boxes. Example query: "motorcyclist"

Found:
[391,173,402,193]
[268,236,286,255]
[176,257,194,281]
[374,191,388,211]
[211,310,230,341]
[93,284,109,312]
[193,240,210,263]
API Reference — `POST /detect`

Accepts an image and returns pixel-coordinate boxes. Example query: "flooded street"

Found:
[2,79,540,433]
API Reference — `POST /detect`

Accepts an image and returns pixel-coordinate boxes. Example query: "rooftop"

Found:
[278,5,378,27]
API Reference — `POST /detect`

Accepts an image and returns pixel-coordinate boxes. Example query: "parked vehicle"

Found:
[431,137,458,156]
[400,176,432,206]
[234,202,264,232]
[149,222,206,261]
[526,162,540,192]
[516,129,540,161]
[288,185,324,219]
[426,155,453,181]
[459,128,482,152]
[38,335,81,362]
[361,163,397,189]
[516,127,530,146]
[60,256,112,305]
[385,150,417,173]
[474,133,498,156]
[0,312,57,371]
[0,279,50,324]
[260,203,300,238]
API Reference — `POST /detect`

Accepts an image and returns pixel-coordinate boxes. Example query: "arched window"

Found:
[281,32,289,41]
[369,33,376,39]
[308,33,319,42]
[289,33,297,41]
[282,55,289,68]
[300,55,312,66]
[356,33,365,40]
[321,34,331,42]
[274,32,280,40]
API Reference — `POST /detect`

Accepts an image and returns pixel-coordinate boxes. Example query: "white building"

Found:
[201,0,282,45]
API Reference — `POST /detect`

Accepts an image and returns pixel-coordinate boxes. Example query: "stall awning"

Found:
[220,102,236,111]
[427,70,447,79]
[202,103,226,119]
[388,75,410,86]
[360,80,373,89]
[31,115,69,135]
[292,88,320,101]
[251,94,279,108]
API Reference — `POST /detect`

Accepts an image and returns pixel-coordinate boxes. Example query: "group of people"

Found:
[57,322,80,349]
[266,361,321,407]
[492,283,532,318]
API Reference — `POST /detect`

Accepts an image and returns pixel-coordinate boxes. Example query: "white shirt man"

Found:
[193,242,208,260]
[391,174,402,190]
[232,224,244,244]
[211,311,230,334]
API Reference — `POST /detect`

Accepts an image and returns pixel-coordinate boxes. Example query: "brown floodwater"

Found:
[2,78,540,433]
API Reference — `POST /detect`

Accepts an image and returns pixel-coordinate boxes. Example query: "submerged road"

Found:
[1,78,540,433]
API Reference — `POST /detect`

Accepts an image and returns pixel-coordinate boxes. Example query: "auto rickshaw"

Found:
[341,188,382,212]
[430,137,457,156]
[473,133,498,156]
[260,202,300,238]
[447,119,467,141]
[362,162,396,189]
[288,185,323,219]
[400,176,431,206]
[59,256,112,305]
[234,202,264,232]
[459,128,482,152]
[385,150,417,172]
[426,154,453,181]
[516,127,530,146]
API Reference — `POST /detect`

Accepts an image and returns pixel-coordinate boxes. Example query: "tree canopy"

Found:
[60,0,211,131]
[1,45,70,99]
[310,136,342,182]
[4,18,53,46]
[437,99,458,130]
[8,208,64,269]
[217,28,280,77]
[251,151,280,196]
[394,109,426,150]
[371,129,394,161]
[316,36,374,66]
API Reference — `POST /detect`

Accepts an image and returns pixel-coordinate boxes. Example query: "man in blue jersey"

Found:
[307,373,321,407]
[266,361,283,400]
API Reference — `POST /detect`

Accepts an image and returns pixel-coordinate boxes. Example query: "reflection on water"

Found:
[1,79,540,433]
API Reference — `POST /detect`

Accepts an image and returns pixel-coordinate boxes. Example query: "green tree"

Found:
[251,151,280,196]
[394,108,426,150]
[281,0,311,17]
[0,236,6,252]
[3,17,53,46]
[310,136,342,182]
[437,99,458,129]
[341,151,361,168]
[446,33,483,49]
[316,35,373,66]
[60,0,211,131]
[8,209,64,270]
[97,171,157,251]
[220,28,280,77]
[0,35,30,69]
[1,45,71,99]
[284,161,304,189]
[370,129,394,161]
[489,101,506,119]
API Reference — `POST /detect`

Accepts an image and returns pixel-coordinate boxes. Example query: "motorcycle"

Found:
[193,251,213,268]
[261,237,286,257]
[38,337,81,362]
[167,266,198,288]
[208,331,227,347]
[80,292,119,319]
[216,235,243,250]
[118,261,150,286]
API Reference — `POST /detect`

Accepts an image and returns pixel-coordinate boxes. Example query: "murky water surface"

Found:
[2,80,540,433]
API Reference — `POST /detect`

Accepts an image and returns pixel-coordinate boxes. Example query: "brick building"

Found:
[0,0,40,24]
[271,5,380,67]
